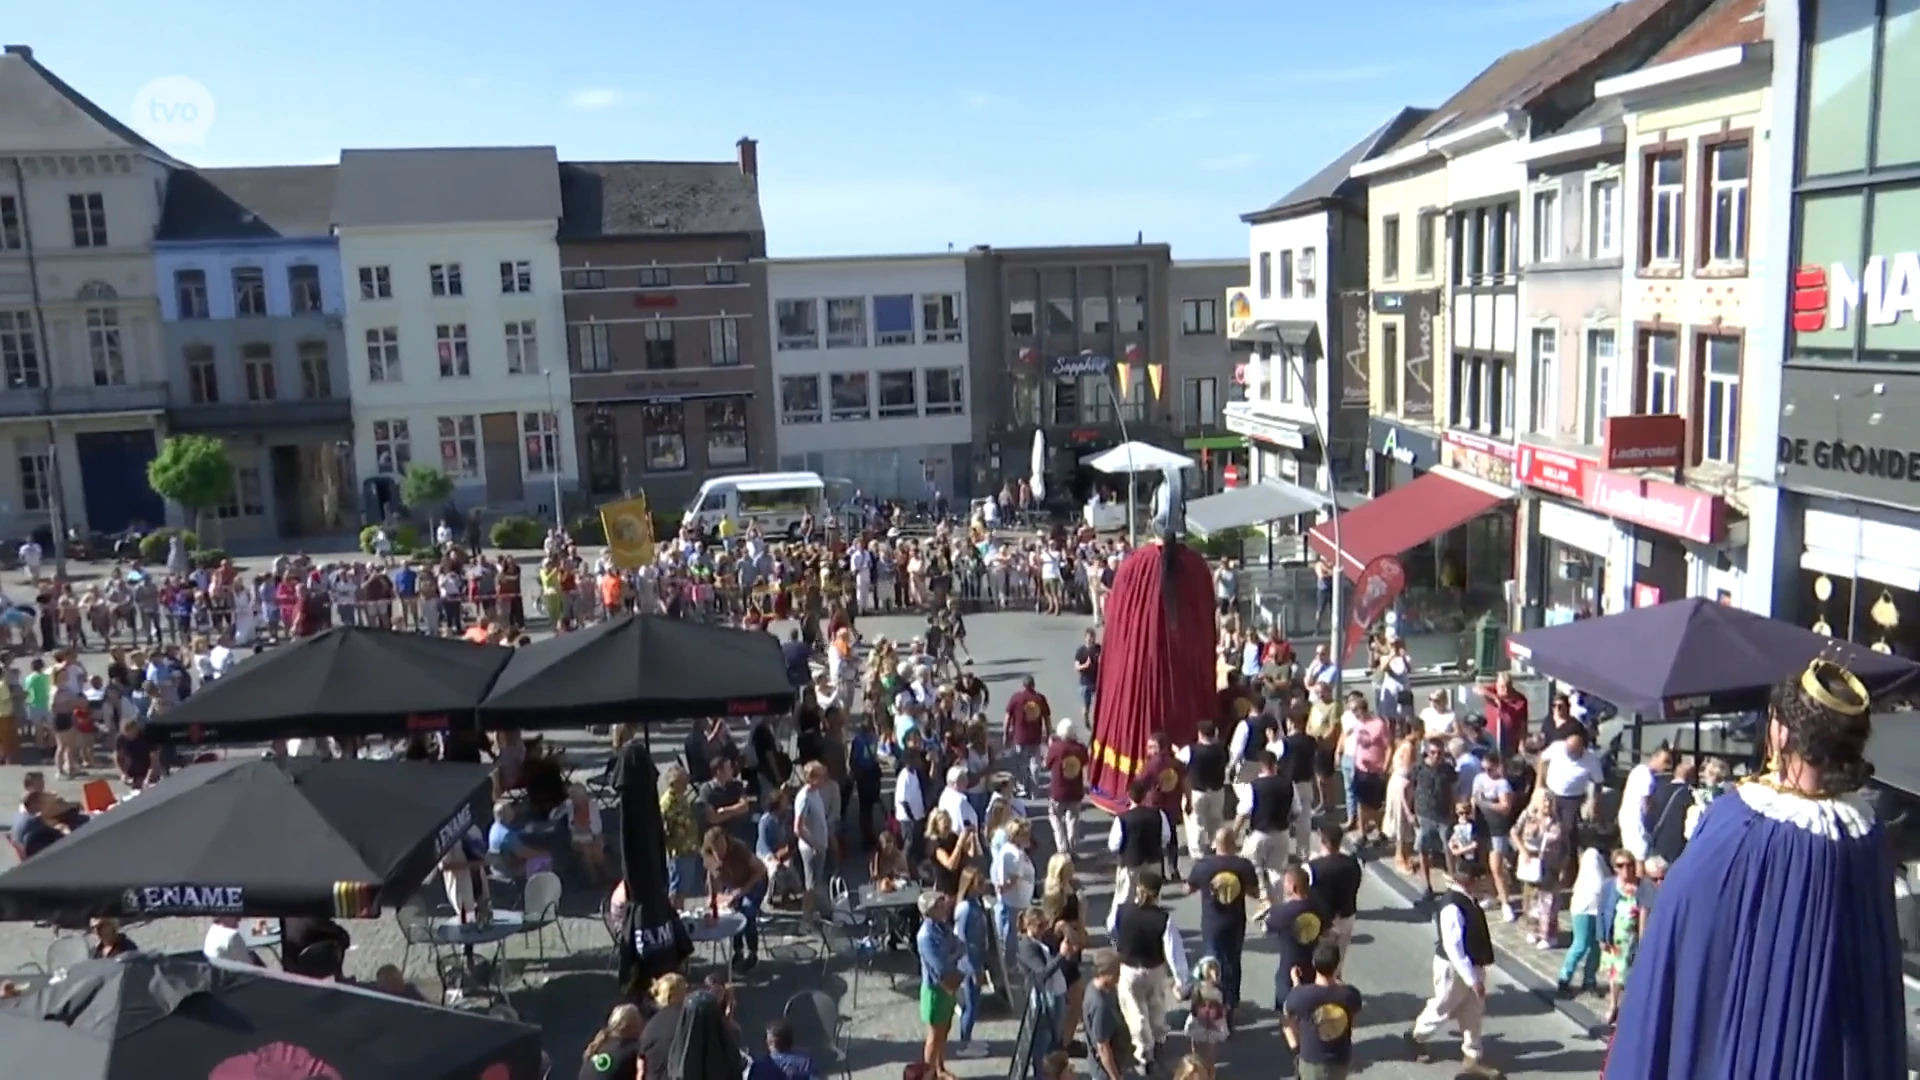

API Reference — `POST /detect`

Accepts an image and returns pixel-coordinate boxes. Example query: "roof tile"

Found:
[1651,0,1766,63]
[558,161,763,239]
[157,166,338,242]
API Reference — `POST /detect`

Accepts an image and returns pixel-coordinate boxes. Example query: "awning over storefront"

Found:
[1183,433,1248,451]
[1307,470,1511,578]
[1187,480,1327,536]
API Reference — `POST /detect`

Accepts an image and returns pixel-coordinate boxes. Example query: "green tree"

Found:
[399,463,456,510]
[146,435,233,534]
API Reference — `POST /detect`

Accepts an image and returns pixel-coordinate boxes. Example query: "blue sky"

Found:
[13,0,1612,259]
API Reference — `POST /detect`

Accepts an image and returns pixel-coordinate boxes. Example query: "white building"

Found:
[335,147,577,518]
[767,254,970,500]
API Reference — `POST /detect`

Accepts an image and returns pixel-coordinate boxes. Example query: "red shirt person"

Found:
[1004,675,1051,796]
[1137,731,1188,875]
[1476,672,1529,759]
[1045,720,1090,853]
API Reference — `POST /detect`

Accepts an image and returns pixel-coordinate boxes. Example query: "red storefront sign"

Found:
[1222,463,1241,487]
[1601,414,1687,469]
[1585,471,1724,544]
[1514,444,1594,500]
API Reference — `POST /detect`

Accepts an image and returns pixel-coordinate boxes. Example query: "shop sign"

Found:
[1515,443,1594,500]
[1223,404,1307,451]
[1223,463,1241,487]
[1777,366,1920,503]
[1226,289,1253,339]
[1441,430,1516,488]
[1339,289,1371,406]
[1792,252,1920,332]
[1368,418,1438,468]
[1777,436,1920,484]
[1602,414,1687,469]
[1633,583,1663,608]
[1585,471,1723,544]
[1050,353,1112,378]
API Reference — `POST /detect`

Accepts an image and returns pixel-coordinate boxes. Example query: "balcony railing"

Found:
[0,383,169,418]
[166,396,352,432]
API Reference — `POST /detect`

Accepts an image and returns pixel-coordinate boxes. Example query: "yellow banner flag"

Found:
[599,495,656,570]
[1146,363,1165,400]
[1115,363,1133,400]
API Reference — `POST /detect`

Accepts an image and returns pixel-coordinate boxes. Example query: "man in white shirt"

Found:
[792,762,834,920]
[935,765,979,831]
[1410,880,1499,1074]
[1536,727,1604,853]
[203,918,259,965]
[18,539,42,583]
[1302,644,1336,690]
[1616,746,1672,863]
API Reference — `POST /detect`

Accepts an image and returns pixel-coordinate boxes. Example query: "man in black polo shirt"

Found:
[1186,825,1257,1022]
[1104,777,1170,904]
[1181,722,1230,863]
[1282,713,1321,854]
[697,756,755,846]
[1283,942,1363,1080]
[1305,823,1363,977]
[1409,878,1498,1075]
[1104,870,1190,1072]
[1239,750,1293,915]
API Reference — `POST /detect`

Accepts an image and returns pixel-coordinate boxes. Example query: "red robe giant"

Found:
[1086,540,1218,810]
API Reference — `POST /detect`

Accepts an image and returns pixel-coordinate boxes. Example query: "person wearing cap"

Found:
[1045,719,1090,854]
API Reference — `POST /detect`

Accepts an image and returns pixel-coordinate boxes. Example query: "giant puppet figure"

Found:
[1086,468,1219,810]
[1604,654,1906,1079]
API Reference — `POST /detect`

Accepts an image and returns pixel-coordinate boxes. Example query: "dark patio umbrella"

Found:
[0,757,492,921]
[0,953,544,1080]
[1506,597,1920,720]
[615,739,693,992]
[476,614,795,730]
[144,626,511,744]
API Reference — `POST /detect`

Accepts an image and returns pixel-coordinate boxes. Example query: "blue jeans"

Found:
[993,898,1019,960]
[959,972,982,1041]
[1340,756,1358,816]
[1203,926,1245,1009]
[667,854,703,899]
[1028,989,1064,1080]
[1560,912,1601,987]
[729,878,768,957]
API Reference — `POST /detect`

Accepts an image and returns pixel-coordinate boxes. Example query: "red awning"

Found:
[1307,470,1509,579]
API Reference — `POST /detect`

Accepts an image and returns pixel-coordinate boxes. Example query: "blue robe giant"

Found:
[1606,781,1907,1078]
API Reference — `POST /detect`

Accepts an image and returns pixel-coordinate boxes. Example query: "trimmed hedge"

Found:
[489,515,545,550]
[359,523,421,555]
[138,528,198,564]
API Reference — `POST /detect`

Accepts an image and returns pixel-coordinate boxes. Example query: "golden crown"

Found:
[1800,653,1869,717]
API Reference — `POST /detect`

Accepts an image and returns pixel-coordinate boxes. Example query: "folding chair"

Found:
[519,871,571,962]
[783,989,852,1080]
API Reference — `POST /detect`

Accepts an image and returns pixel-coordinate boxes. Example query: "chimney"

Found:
[736,137,758,178]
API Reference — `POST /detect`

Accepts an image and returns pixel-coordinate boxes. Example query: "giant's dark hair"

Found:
[1767,658,1875,794]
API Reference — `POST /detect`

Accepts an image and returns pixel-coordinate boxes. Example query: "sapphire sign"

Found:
[1049,353,1113,378]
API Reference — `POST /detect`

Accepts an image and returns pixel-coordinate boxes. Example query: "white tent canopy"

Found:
[1081,441,1194,475]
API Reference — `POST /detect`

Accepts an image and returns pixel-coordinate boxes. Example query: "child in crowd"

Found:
[1182,957,1230,1066]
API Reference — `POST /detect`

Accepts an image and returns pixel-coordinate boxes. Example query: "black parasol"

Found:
[615,739,693,991]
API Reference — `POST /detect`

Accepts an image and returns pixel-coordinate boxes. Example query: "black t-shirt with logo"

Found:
[1185,853,1256,939]
[1283,982,1363,1065]
[1265,897,1328,990]
[1074,644,1101,687]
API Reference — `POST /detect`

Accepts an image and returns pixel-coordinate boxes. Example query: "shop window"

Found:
[1801,567,1920,660]
[1864,186,1920,357]
[1543,544,1604,624]
[1877,0,1920,168]
[1790,192,1865,358]
[1800,0,1876,178]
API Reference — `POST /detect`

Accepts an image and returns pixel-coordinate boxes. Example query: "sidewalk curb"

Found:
[1359,857,1609,1036]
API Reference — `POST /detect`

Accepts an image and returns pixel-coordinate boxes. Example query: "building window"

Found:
[1448,353,1511,437]
[1529,327,1558,434]
[826,298,868,348]
[372,419,411,475]
[287,265,323,314]
[874,294,915,345]
[430,263,464,297]
[1704,141,1750,266]
[576,323,611,371]
[1700,335,1741,464]
[365,327,401,382]
[86,308,123,386]
[780,375,822,424]
[242,343,276,401]
[523,411,561,474]
[0,312,38,389]
[186,344,218,403]
[1583,329,1616,444]
[436,323,470,377]
[68,193,107,247]
[438,416,481,478]
[1381,215,1401,282]
[708,317,740,365]
[1637,329,1680,414]
[358,266,391,300]
[215,466,264,519]
[232,267,267,316]
[637,267,672,288]
[642,321,676,369]
[704,264,738,286]
[500,260,533,294]
[777,299,819,349]
[298,340,331,398]
[1184,377,1219,429]
[642,403,686,471]
[1378,323,1400,412]
[877,370,918,418]
[924,367,965,415]
[1258,252,1272,298]
[1181,299,1217,335]
[17,448,49,512]
[1279,251,1296,298]
[1116,285,1148,333]
[1645,152,1686,267]
[1416,210,1439,277]
[0,195,19,251]
[1531,188,1560,264]
[1588,177,1621,258]
[1299,247,1319,299]
[705,398,749,466]
[922,293,962,342]
[505,320,538,374]
[175,270,209,319]
[570,269,605,290]
[829,372,871,422]
[1044,273,1075,335]
[1495,203,1517,276]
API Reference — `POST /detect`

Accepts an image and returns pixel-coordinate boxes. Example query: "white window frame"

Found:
[1299,247,1319,299]
[1587,175,1621,259]
[873,294,915,346]
[298,340,331,398]
[829,372,871,422]
[242,342,276,402]
[1531,187,1560,264]
[708,317,741,365]
[876,369,919,419]
[779,375,822,424]
[776,299,819,350]
[500,260,533,294]
[1642,330,1680,415]
[365,327,401,382]
[1529,325,1559,435]
[232,266,268,317]
[1181,299,1217,335]
[825,298,867,348]
[1647,153,1685,266]
[16,447,49,512]
[436,323,471,378]
[921,293,962,343]
[505,319,538,374]
[437,414,481,478]
[186,344,218,403]
[0,195,20,251]
[1702,335,1741,464]
[0,312,39,389]
[371,419,411,475]
[175,269,209,319]
[68,193,107,248]
[637,267,672,288]
[704,264,738,286]
[215,465,265,520]
[289,264,324,314]
[430,263,464,297]
[1583,327,1616,445]
[1706,142,1750,267]
[576,323,611,371]
[86,308,124,386]
[523,410,561,474]
[358,266,392,300]
[923,367,965,415]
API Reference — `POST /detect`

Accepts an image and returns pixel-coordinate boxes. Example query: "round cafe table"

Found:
[433,911,526,1004]
[682,911,749,980]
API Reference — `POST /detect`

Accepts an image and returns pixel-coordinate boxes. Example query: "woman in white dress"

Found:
[1383,734,1418,874]
[230,582,257,647]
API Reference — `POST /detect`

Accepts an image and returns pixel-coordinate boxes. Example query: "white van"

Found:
[683,471,829,539]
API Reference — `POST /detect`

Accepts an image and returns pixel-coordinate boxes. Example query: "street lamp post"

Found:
[541,370,564,530]
[1265,329,1346,695]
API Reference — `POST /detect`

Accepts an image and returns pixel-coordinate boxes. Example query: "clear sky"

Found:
[10,0,1613,259]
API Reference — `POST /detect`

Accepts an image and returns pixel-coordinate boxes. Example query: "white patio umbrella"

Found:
[1082,441,1195,542]
[1030,430,1047,503]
